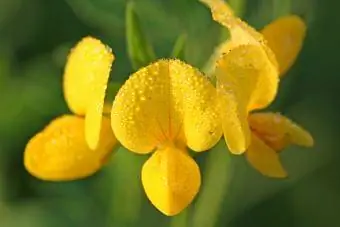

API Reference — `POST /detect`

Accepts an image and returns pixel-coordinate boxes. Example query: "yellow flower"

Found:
[201,0,313,177]
[24,37,117,181]
[111,59,222,216]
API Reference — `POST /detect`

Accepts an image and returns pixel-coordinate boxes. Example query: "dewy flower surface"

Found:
[201,0,313,177]
[111,59,222,215]
[24,37,117,181]
[64,37,114,150]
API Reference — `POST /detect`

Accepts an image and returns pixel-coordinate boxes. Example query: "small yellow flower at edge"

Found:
[111,59,222,216]
[24,37,117,181]
[201,0,314,178]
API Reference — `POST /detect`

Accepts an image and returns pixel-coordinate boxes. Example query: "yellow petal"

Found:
[85,98,108,150]
[246,134,287,178]
[141,146,201,216]
[216,45,279,154]
[200,0,279,70]
[111,59,221,153]
[64,36,114,115]
[24,115,117,181]
[261,16,307,75]
[249,112,314,149]
[201,0,279,110]
[63,36,114,149]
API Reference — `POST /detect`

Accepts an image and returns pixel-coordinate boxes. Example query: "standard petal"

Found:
[141,146,201,216]
[24,115,116,181]
[261,15,307,75]
[170,60,222,151]
[111,59,221,153]
[63,36,114,115]
[246,134,287,178]
[215,45,279,153]
[249,112,314,150]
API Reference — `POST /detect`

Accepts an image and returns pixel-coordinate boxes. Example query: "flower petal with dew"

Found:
[63,36,114,149]
[200,0,313,177]
[111,59,221,153]
[142,146,200,216]
[205,14,306,78]
[261,16,307,75]
[200,0,279,70]
[215,45,278,154]
[111,59,222,215]
[24,115,116,181]
[200,0,280,154]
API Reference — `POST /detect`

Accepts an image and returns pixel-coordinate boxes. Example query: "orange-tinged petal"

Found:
[246,134,287,178]
[261,16,307,75]
[249,112,314,149]
[111,59,221,154]
[63,36,114,149]
[216,45,278,154]
[24,115,116,181]
[141,146,201,216]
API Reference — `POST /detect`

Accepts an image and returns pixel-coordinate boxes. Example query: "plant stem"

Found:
[191,141,232,227]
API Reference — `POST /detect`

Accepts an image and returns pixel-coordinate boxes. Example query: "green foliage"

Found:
[0,0,338,226]
[170,34,187,60]
[126,1,156,70]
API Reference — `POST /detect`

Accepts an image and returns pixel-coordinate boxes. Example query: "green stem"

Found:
[170,208,188,227]
[171,34,187,60]
[191,141,232,227]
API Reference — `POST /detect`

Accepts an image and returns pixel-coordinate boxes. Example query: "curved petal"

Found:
[216,45,279,154]
[200,0,279,70]
[63,37,114,149]
[249,112,314,150]
[201,0,279,110]
[261,16,307,75]
[246,134,287,178]
[111,59,221,154]
[64,36,114,115]
[85,99,110,150]
[24,115,116,181]
[141,146,201,216]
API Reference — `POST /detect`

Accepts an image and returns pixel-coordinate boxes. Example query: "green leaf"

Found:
[126,1,156,70]
[171,34,187,60]
[65,0,125,37]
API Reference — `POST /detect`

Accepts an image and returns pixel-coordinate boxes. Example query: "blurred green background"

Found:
[0,0,339,226]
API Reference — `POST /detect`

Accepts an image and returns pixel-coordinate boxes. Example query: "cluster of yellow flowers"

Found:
[24,0,313,216]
